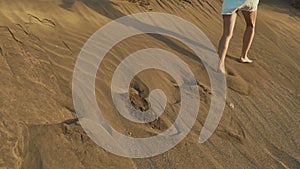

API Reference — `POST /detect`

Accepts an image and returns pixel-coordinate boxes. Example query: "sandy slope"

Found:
[0,0,299,168]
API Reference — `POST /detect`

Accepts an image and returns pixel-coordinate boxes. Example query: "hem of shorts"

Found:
[221,13,234,15]
[221,9,258,15]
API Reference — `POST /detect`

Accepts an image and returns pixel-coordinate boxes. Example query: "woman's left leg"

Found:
[218,13,237,73]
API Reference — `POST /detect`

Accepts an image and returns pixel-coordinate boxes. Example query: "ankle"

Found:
[240,55,247,59]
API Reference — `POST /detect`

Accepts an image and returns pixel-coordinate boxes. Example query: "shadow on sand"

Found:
[59,0,220,67]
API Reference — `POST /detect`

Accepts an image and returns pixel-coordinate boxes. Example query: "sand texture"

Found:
[0,0,299,168]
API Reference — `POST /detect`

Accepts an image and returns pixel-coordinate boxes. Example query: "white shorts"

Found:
[222,0,259,15]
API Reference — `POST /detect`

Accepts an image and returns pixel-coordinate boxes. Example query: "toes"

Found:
[218,66,226,74]
[240,58,253,63]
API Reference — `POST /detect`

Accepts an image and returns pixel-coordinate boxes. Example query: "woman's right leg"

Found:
[240,10,257,63]
[218,13,237,73]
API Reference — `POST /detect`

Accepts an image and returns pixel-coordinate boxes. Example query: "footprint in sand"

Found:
[226,68,251,95]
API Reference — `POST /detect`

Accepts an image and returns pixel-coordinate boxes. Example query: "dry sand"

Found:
[0,0,299,168]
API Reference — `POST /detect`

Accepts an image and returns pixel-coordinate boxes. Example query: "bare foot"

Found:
[218,62,226,74]
[240,56,253,63]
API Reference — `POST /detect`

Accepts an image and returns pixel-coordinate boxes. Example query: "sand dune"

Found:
[0,0,299,168]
